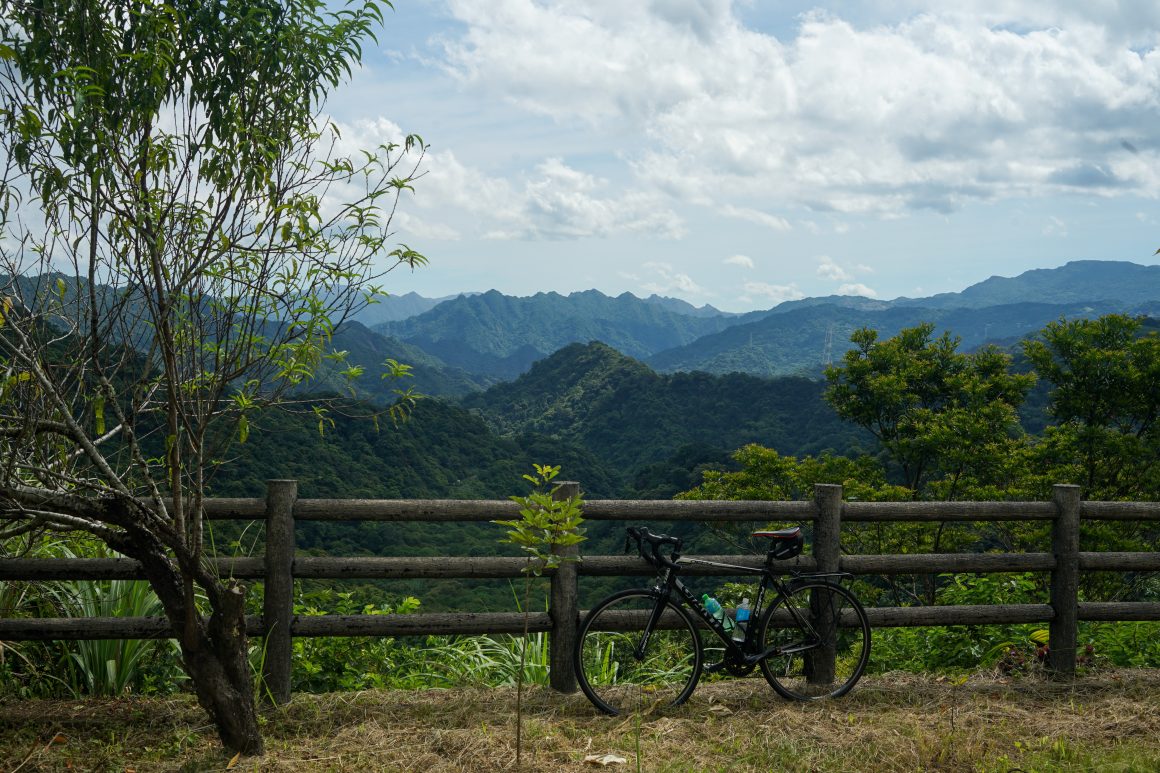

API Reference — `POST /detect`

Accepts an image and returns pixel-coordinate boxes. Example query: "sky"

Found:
[327,0,1160,312]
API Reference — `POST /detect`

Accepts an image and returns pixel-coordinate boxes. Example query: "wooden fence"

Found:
[1,481,1158,705]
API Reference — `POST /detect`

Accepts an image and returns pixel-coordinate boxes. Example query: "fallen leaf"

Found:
[584,753,628,766]
[708,704,733,715]
[227,751,241,769]
[51,734,67,745]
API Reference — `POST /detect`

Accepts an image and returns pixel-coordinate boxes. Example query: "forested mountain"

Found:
[891,260,1160,309]
[460,342,871,476]
[208,398,619,502]
[347,291,470,326]
[13,261,1159,390]
[374,288,758,380]
[646,299,1155,377]
[324,322,490,398]
[355,260,1160,383]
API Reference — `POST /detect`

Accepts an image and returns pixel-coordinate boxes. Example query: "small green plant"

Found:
[289,591,423,692]
[493,463,585,769]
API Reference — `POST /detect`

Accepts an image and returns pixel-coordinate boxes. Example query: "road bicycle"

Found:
[574,525,871,715]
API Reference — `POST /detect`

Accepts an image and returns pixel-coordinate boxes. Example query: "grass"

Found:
[1,670,1158,771]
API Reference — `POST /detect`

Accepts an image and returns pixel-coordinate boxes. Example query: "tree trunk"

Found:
[183,584,264,755]
[109,523,264,755]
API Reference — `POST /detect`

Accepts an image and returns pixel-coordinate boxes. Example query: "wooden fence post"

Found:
[811,483,843,685]
[263,479,297,704]
[549,481,581,693]
[813,484,843,574]
[1049,483,1081,677]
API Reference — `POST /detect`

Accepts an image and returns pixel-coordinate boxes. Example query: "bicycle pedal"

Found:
[704,661,726,674]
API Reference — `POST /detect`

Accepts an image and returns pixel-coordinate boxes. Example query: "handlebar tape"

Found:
[626,526,682,569]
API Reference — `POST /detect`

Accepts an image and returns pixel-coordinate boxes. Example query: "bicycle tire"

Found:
[574,588,704,716]
[757,580,870,700]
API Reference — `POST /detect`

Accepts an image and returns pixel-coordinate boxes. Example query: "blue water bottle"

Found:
[732,598,750,642]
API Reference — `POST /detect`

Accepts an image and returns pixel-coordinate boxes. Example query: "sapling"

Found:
[494,464,585,768]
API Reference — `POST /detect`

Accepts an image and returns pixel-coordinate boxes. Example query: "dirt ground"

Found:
[2,670,1159,772]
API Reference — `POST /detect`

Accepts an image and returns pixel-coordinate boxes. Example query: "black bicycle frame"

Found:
[652,560,851,666]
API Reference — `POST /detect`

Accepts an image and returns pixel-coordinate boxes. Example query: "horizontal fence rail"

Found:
[1,482,1158,704]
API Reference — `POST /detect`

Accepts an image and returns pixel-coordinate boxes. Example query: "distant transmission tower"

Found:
[822,323,834,366]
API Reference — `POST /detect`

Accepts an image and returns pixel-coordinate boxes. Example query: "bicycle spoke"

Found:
[758,581,870,700]
[575,590,703,716]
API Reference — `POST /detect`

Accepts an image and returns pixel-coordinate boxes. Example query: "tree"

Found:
[823,324,1035,498]
[676,444,909,504]
[1023,315,1160,499]
[0,0,423,754]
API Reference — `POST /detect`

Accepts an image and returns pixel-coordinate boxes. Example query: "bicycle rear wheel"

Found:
[757,580,870,700]
[574,589,703,716]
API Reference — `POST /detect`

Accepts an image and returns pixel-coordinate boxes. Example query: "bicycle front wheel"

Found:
[757,580,870,700]
[574,589,703,716]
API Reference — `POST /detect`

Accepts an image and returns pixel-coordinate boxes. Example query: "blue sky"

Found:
[328,0,1160,311]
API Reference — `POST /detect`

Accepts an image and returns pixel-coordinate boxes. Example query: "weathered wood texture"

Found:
[1080,501,1160,521]
[864,604,1055,627]
[10,551,1155,582]
[291,612,552,637]
[842,501,1059,522]
[193,493,1160,523]
[1078,602,1160,621]
[0,557,265,580]
[263,479,297,705]
[550,481,581,693]
[1049,485,1081,676]
[4,482,1157,705]
[8,601,1156,643]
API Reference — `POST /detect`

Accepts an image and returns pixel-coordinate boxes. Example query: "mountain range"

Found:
[372,289,751,380]
[8,260,1158,398]
[334,260,1160,390]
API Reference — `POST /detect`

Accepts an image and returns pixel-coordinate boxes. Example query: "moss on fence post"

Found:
[1049,484,1081,677]
[263,479,297,704]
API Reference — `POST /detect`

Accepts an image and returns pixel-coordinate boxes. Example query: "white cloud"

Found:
[438,2,1160,216]
[393,212,461,241]
[1042,215,1068,237]
[742,281,805,303]
[719,204,792,231]
[817,256,876,284]
[816,255,852,281]
[640,262,708,296]
[724,254,755,269]
[416,152,685,241]
[837,282,879,297]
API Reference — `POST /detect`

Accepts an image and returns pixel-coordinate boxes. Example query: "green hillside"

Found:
[461,342,870,475]
[645,300,1145,377]
[324,322,489,398]
[893,259,1160,309]
[375,289,758,379]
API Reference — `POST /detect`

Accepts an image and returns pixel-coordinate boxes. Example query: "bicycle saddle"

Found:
[752,526,804,560]
[751,526,801,540]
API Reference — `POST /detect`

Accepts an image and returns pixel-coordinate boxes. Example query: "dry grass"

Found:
[2,670,1159,772]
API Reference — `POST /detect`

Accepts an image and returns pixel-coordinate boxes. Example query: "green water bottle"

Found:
[702,594,734,634]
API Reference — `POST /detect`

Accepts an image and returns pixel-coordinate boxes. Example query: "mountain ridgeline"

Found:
[460,342,869,474]
[372,288,756,381]
[325,260,1160,388]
